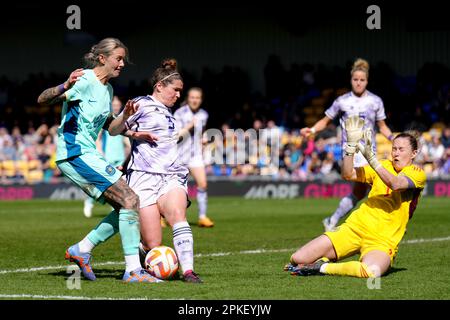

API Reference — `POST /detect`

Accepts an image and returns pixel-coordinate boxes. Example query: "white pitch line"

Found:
[0,294,183,300]
[0,261,121,275]
[402,236,450,244]
[0,236,448,276]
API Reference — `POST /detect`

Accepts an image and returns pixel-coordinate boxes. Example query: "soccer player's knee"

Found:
[167,208,186,224]
[290,253,301,265]
[362,262,382,278]
[146,238,162,249]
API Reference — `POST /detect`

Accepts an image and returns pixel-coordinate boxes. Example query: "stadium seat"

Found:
[15,160,29,177]
[26,169,44,184]
[422,132,432,142]
[25,159,44,183]
[321,88,334,98]
[311,97,326,107]
[2,160,16,178]
[376,133,391,145]
[305,115,319,127]
[423,163,434,174]
[335,88,350,96]
[430,122,445,131]
[303,106,315,115]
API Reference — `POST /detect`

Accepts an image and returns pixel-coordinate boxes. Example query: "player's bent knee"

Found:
[171,208,186,219]
[290,251,304,265]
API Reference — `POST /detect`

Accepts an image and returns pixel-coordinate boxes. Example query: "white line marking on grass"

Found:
[0,236,448,275]
[0,261,121,275]
[0,294,182,300]
[402,236,450,244]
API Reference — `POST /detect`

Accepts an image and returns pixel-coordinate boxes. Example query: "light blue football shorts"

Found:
[56,152,123,204]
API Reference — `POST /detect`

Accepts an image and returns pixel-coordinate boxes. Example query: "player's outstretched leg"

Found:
[64,209,121,281]
[65,243,96,281]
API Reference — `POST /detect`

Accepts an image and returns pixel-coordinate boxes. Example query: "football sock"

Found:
[78,236,95,254]
[125,254,142,272]
[329,194,358,226]
[86,209,120,248]
[322,261,375,278]
[84,197,94,207]
[118,209,140,256]
[197,188,208,219]
[172,221,194,274]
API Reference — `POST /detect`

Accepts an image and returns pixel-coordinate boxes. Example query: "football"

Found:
[144,246,179,280]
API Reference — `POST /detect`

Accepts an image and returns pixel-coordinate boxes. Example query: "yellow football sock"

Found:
[323,261,375,278]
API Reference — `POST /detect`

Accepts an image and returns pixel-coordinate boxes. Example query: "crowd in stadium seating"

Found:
[1,120,449,184]
[1,58,450,183]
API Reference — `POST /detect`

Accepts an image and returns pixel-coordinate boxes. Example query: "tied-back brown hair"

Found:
[151,58,183,88]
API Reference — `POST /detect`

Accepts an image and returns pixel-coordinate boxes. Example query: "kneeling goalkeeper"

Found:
[285,116,426,278]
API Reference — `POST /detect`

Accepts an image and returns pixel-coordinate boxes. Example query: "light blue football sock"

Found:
[86,209,120,246]
[118,208,140,256]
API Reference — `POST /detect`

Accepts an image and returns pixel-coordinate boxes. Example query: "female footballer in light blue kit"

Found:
[83,96,130,218]
[37,38,160,283]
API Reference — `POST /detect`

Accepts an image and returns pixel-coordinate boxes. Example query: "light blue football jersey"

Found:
[102,130,126,167]
[56,69,113,161]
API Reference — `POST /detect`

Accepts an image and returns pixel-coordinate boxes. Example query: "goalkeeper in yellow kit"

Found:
[285,116,426,278]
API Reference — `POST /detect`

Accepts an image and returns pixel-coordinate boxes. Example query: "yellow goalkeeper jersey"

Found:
[346,160,427,247]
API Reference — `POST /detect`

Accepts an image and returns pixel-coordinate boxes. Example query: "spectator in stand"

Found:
[441,126,450,149]
[427,133,445,177]
[283,143,303,175]
[441,148,450,175]
[2,139,17,161]
[0,127,12,154]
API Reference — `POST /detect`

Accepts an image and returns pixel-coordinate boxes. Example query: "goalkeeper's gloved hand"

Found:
[344,115,365,156]
[358,128,382,170]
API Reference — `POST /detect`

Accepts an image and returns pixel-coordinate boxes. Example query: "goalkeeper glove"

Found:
[358,129,381,170]
[344,115,365,156]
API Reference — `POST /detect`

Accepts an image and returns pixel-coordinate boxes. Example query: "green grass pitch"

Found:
[0,197,449,300]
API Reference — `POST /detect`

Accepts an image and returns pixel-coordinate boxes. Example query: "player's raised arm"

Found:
[108,99,139,136]
[358,130,419,191]
[300,115,332,137]
[37,68,84,106]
